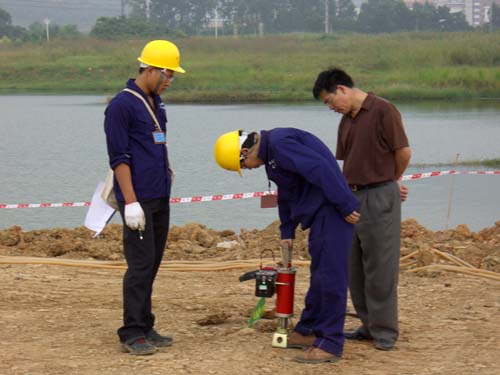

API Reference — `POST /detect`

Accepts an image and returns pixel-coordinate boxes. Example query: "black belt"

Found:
[349,181,391,192]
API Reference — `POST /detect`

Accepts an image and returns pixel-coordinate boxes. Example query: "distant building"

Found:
[403,0,432,6]
[432,0,466,14]
[433,0,500,26]
[400,0,500,26]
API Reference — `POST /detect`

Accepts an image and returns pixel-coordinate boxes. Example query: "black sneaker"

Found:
[146,329,173,347]
[344,328,373,341]
[120,337,157,355]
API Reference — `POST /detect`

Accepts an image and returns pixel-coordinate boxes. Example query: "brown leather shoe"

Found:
[294,347,341,364]
[286,331,316,349]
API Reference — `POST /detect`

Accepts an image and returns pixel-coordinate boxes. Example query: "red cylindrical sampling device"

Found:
[275,268,296,318]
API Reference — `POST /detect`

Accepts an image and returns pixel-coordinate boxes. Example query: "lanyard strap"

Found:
[122,88,163,133]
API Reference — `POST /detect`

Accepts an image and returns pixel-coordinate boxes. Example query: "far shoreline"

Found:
[1,90,500,103]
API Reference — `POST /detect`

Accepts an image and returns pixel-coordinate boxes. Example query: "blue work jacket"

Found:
[258,128,359,239]
[104,79,171,202]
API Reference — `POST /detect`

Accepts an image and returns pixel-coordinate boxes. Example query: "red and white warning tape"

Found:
[0,202,91,209]
[1,170,498,209]
[400,170,500,181]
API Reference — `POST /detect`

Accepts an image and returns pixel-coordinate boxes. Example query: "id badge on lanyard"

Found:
[153,131,166,144]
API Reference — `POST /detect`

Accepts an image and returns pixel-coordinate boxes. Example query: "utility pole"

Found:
[232,16,238,38]
[490,2,494,33]
[258,22,264,37]
[214,8,219,39]
[121,0,125,17]
[445,153,460,231]
[324,0,329,33]
[43,18,50,42]
[145,0,151,20]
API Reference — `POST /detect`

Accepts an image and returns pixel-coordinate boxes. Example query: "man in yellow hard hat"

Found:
[214,128,360,364]
[104,40,185,355]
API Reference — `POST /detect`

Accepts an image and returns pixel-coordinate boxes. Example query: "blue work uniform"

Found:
[105,79,171,202]
[258,128,359,356]
[104,79,171,343]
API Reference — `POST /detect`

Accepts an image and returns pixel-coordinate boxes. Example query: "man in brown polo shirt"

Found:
[312,68,411,351]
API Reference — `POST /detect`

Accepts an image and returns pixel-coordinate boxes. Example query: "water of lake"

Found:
[1,95,499,232]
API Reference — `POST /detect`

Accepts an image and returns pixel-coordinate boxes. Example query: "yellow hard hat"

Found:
[137,40,186,73]
[214,130,243,176]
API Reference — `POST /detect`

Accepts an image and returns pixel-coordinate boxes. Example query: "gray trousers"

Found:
[349,181,401,342]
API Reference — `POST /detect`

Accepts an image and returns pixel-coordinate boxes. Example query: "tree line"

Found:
[121,0,500,35]
[0,7,81,43]
[1,0,500,43]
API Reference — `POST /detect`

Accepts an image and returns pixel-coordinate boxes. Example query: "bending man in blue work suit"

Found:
[104,40,185,355]
[213,128,360,364]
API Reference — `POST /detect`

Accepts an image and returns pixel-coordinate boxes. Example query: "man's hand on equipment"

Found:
[398,182,409,202]
[345,210,360,224]
[124,202,145,230]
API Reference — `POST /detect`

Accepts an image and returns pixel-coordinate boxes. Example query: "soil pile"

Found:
[0,219,499,272]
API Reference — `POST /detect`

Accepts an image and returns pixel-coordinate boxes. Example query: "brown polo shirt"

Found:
[336,93,409,186]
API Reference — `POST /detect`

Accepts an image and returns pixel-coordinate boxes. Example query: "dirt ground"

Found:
[0,219,499,375]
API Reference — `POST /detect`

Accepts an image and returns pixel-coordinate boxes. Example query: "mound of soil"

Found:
[1,219,499,272]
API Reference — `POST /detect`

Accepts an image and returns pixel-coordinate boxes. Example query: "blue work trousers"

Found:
[295,205,354,356]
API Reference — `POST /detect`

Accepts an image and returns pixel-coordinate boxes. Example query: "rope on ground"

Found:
[399,248,500,281]
[406,265,500,282]
[1,251,499,281]
[0,256,310,271]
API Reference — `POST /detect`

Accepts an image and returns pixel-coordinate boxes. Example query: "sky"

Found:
[0,0,125,32]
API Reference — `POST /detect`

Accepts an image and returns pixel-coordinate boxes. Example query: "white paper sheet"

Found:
[84,181,116,237]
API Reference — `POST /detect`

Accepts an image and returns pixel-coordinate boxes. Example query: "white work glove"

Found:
[124,202,145,231]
